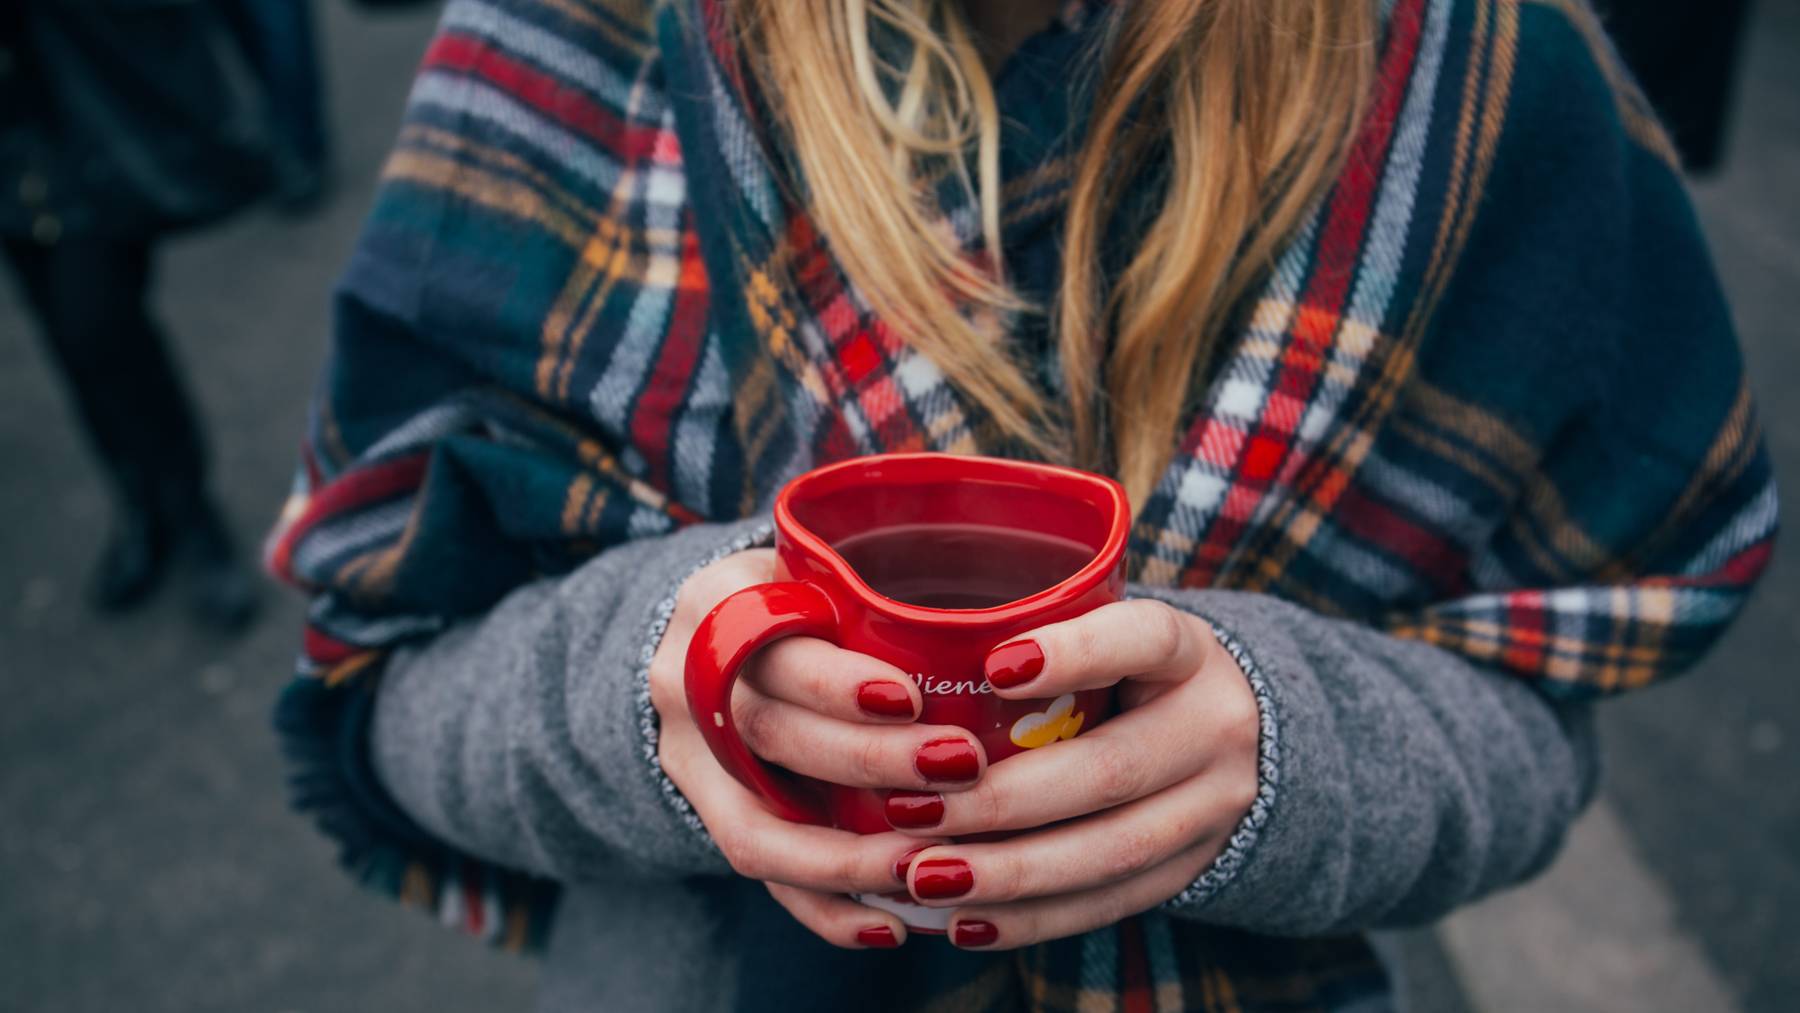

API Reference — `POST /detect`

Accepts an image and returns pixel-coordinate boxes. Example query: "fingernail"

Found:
[915,737,979,782]
[885,791,945,828]
[893,846,930,883]
[952,920,998,948]
[857,681,915,719]
[912,857,973,900]
[856,926,900,948]
[985,640,1045,689]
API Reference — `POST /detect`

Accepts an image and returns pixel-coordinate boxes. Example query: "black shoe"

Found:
[174,498,260,634]
[88,505,169,613]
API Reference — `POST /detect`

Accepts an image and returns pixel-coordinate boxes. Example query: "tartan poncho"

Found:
[268,0,1777,1008]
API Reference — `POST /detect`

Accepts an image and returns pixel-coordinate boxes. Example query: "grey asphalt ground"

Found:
[1,4,1795,1012]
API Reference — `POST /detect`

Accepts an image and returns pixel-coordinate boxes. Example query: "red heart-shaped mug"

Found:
[684,452,1128,930]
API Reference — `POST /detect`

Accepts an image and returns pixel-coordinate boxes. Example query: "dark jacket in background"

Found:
[0,0,270,242]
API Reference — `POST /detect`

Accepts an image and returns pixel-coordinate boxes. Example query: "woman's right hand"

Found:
[647,548,990,949]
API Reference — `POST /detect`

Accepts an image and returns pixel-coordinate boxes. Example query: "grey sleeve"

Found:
[367,518,772,885]
[1139,587,1600,936]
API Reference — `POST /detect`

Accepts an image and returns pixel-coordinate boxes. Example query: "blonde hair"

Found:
[734,0,1376,506]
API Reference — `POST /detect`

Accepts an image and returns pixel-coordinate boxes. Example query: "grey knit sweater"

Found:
[369,518,1597,1012]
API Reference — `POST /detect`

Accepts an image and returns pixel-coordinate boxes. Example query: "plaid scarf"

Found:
[268,0,1776,1008]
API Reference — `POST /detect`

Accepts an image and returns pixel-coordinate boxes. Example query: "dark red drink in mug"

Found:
[684,452,1128,930]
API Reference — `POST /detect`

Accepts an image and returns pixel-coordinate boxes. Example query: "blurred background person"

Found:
[0,0,267,631]
[217,0,333,211]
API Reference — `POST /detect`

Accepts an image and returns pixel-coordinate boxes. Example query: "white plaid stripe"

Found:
[669,337,731,517]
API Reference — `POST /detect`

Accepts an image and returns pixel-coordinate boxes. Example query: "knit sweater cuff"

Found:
[633,520,777,852]
[1158,619,1282,913]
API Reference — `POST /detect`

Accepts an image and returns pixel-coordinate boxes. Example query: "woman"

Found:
[270,0,1776,1009]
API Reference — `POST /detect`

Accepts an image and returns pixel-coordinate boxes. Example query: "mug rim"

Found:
[772,452,1129,628]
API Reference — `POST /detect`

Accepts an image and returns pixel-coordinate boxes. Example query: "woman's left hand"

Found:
[891,599,1261,949]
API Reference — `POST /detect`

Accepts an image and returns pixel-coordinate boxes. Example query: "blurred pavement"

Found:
[1,3,1795,1011]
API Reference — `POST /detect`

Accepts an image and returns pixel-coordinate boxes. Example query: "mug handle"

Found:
[684,581,839,825]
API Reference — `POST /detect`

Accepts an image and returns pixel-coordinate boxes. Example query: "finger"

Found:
[660,719,946,894]
[904,686,1248,835]
[733,682,987,791]
[673,549,778,631]
[743,636,921,723]
[941,843,1214,951]
[904,769,1252,907]
[982,599,1211,698]
[765,882,908,950]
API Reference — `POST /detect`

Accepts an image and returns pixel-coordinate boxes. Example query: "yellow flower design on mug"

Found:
[1009,693,1086,749]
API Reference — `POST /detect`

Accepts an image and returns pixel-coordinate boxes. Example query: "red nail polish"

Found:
[856,926,900,948]
[857,681,915,719]
[885,791,945,828]
[893,846,930,883]
[985,640,1045,689]
[915,737,979,782]
[912,858,973,900]
[952,920,998,948]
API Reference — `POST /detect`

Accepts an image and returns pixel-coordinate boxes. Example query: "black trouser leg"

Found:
[5,235,255,628]
[2,235,209,513]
